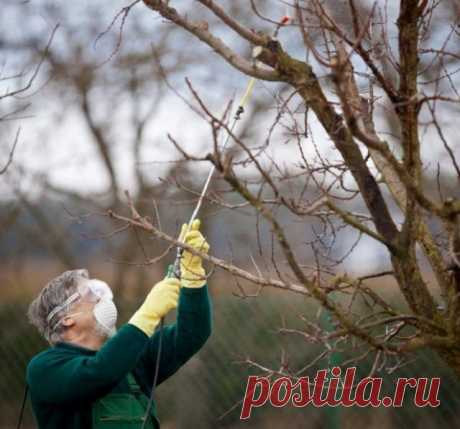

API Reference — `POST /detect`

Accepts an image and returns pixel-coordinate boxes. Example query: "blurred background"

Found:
[1,1,460,428]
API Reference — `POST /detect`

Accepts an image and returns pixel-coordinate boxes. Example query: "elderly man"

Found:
[26,220,212,429]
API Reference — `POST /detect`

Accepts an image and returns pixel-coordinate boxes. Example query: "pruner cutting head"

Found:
[235,105,244,121]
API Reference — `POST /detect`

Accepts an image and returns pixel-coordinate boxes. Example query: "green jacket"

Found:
[26,285,212,429]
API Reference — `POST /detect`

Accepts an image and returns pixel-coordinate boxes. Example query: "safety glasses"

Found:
[46,279,113,325]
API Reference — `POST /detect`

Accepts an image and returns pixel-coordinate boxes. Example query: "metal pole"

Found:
[321,296,342,429]
[167,77,256,278]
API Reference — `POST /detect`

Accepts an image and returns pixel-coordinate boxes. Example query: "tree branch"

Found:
[142,0,279,81]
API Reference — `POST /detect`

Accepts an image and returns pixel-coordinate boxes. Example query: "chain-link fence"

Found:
[1,277,459,429]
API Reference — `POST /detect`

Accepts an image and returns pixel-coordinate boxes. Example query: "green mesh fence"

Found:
[1,290,459,428]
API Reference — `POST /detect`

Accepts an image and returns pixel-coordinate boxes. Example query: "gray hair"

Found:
[28,269,89,344]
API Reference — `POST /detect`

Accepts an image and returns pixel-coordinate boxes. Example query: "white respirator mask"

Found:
[47,278,118,338]
[87,279,118,338]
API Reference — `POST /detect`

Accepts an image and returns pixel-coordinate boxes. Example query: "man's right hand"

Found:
[128,277,180,336]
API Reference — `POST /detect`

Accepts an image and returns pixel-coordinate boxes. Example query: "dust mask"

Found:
[86,279,118,337]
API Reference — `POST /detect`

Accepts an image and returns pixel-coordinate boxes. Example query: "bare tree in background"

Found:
[0,3,179,273]
[0,24,57,176]
[0,1,267,299]
[104,0,460,377]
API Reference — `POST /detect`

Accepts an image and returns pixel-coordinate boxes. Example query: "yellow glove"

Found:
[179,219,210,288]
[129,277,180,336]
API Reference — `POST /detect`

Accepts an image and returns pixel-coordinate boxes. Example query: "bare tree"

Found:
[0,1,242,297]
[0,23,57,176]
[102,0,460,377]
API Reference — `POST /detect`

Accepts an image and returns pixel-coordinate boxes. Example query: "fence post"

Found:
[321,303,342,429]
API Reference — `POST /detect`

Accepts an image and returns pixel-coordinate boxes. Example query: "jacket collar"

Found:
[54,341,97,355]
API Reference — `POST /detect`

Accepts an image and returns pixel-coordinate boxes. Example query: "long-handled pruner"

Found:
[141,77,256,428]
